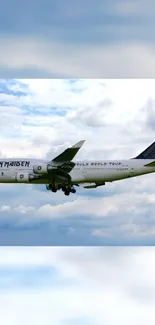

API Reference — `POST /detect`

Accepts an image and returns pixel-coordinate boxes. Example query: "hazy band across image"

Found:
[0,247,154,325]
[0,79,155,245]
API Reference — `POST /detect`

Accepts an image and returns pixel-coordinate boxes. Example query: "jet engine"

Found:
[33,163,54,174]
[16,172,40,183]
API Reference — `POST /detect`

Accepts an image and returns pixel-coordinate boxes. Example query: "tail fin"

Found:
[134,142,155,159]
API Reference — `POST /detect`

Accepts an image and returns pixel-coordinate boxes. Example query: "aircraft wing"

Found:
[50,140,85,170]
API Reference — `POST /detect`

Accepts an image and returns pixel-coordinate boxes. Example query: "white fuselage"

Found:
[0,158,155,185]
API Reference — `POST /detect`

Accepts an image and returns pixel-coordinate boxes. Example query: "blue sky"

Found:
[0,0,155,77]
[0,247,155,325]
[1,79,155,244]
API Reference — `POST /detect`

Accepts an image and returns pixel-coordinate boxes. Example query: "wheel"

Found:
[64,191,70,196]
[51,185,57,192]
[64,189,70,196]
[71,188,76,194]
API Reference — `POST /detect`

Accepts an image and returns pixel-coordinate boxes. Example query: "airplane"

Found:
[0,140,155,196]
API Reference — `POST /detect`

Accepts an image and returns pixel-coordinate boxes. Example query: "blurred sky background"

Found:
[0,0,155,78]
[0,247,155,325]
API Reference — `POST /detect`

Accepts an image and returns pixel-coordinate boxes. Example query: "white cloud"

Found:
[1,78,155,158]
[1,187,155,240]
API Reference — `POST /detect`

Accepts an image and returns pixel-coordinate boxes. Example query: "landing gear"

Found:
[52,187,57,193]
[48,184,57,193]
[64,189,70,196]
[47,183,76,195]
[70,188,76,194]
[63,186,76,196]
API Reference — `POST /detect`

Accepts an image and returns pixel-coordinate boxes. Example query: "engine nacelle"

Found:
[46,184,53,190]
[33,163,53,174]
[16,172,40,183]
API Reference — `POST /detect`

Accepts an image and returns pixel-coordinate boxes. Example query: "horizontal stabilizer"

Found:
[51,140,85,166]
[144,160,155,167]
